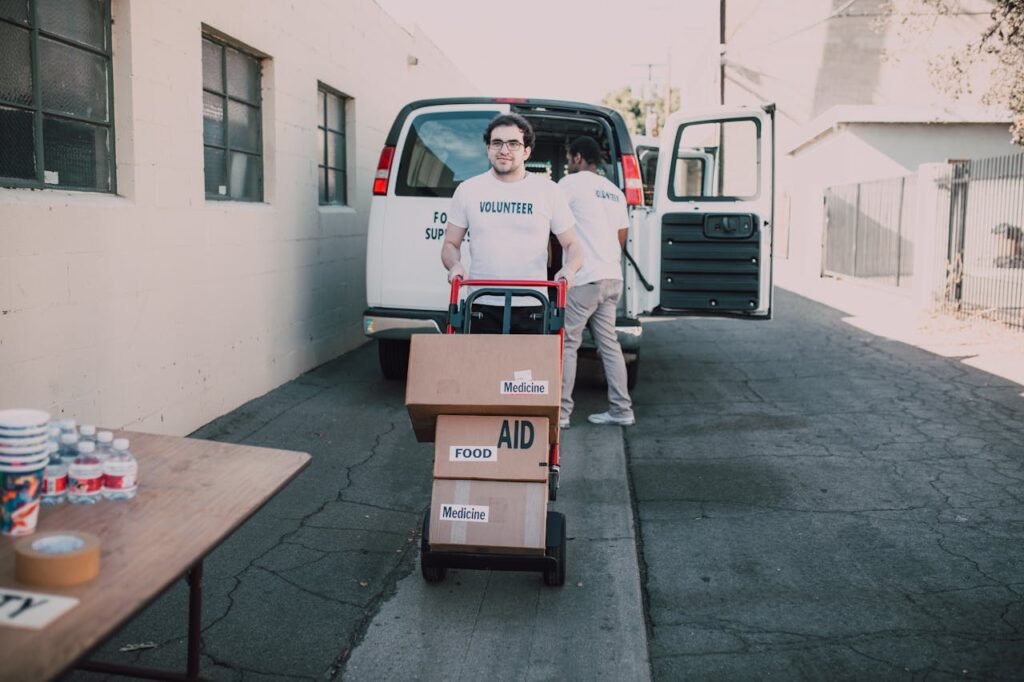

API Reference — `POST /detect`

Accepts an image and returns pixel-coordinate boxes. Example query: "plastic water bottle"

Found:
[103,438,138,500]
[57,418,77,436]
[47,425,62,444]
[78,424,97,445]
[95,430,114,460]
[58,432,79,461]
[68,441,103,504]
[41,442,67,505]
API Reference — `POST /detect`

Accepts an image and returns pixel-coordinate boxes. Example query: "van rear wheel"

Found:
[378,339,410,380]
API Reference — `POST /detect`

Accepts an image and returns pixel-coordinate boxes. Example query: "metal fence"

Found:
[824,175,917,288]
[941,154,1024,331]
[823,153,1024,332]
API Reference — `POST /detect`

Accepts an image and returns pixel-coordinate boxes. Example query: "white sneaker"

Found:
[559,417,570,428]
[587,411,635,426]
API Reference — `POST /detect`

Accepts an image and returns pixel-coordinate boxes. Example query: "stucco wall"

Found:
[0,0,476,434]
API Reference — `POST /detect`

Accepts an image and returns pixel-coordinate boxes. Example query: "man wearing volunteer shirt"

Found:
[441,113,582,333]
[558,136,635,427]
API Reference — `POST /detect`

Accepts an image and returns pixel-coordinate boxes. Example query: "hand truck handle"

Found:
[446,277,567,334]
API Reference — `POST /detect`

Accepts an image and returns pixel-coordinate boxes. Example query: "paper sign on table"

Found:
[0,587,78,629]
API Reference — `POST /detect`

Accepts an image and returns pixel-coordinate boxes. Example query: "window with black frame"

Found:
[0,0,114,192]
[202,34,263,201]
[317,85,348,205]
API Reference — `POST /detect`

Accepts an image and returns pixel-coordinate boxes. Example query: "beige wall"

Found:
[0,0,476,434]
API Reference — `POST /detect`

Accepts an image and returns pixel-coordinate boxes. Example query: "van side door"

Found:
[631,105,774,319]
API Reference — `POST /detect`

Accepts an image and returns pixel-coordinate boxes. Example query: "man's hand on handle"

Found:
[553,267,575,289]
[446,262,467,283]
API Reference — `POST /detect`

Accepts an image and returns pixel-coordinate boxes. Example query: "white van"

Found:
[364,98,775,386]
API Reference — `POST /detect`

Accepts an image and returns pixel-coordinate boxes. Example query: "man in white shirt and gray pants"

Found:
[558,136,635,427]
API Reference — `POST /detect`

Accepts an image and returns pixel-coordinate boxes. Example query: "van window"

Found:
[395,111,497,197]
[669,118,760,200]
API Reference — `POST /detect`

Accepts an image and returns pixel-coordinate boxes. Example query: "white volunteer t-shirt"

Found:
[558,171,629,285]
[449,171,575,305]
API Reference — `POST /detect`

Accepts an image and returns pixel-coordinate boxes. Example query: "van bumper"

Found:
[581,316,643,357]
[363,308,446,339]
[363,308,642,353]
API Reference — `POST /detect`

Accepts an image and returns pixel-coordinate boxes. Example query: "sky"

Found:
[375,0,721,107]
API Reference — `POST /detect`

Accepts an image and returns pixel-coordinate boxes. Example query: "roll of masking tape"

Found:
[14,531,100,587]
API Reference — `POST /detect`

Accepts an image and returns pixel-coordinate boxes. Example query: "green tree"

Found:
[601,86,682,137]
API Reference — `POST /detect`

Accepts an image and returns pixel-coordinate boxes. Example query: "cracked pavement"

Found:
[62,285,1024,681]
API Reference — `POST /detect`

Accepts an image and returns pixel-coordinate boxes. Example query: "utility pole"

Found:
[719,0,726,105]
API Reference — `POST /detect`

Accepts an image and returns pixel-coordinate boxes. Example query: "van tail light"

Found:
[373,146,395,196]
[621,154,644,206]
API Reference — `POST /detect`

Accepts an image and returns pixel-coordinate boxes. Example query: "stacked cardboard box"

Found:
[406,334,560,555]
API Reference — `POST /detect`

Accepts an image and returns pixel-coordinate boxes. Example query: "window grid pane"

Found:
[42,115,110,190]
[225,46,259,103]
[0,22,33,106]
[0,0,29,23]
[202,39,223,92]
[1,0,114,191]
[0,105,36,178]
[36,0,105,50]
[203,33,262,201]
[202,91,225,147]
[326,91,343,131]
[227,99,259,153]
[39,35,109,122]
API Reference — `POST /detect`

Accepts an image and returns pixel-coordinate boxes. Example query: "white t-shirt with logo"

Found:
[449,171,575,305]
[558,171,629,285]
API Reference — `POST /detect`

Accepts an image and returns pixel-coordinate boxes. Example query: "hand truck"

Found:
[420,276,568,586]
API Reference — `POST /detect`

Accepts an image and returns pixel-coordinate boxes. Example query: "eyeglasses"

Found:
[488,139,524,151]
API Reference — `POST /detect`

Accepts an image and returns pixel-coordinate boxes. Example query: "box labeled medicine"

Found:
[405,334,561,443]
[428,478,548,555]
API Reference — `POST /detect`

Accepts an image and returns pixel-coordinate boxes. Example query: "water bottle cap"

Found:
[60,433,79,444]
[96,431,114,443]
[79,425,96,436]
[77,441,96,453]
[58,418,76,430]
[113,438,129,450]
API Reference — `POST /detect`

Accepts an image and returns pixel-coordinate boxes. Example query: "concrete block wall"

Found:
[0,0,477,434]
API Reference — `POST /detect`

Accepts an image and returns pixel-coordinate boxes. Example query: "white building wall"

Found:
[0,0,477,434]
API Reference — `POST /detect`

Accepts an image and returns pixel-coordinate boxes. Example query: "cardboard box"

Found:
[406,334,561,443]
[433,415,549,482]
[428,478,548,555]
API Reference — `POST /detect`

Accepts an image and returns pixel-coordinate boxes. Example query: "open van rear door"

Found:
[628,104,774,319]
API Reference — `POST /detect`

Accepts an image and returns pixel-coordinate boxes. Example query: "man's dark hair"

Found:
[484,113,535,149]
[568,136,602,165]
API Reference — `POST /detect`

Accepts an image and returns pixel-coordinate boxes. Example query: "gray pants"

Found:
[561,279,634,420]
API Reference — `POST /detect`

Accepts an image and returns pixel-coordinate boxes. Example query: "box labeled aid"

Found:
[433,415,548,482]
